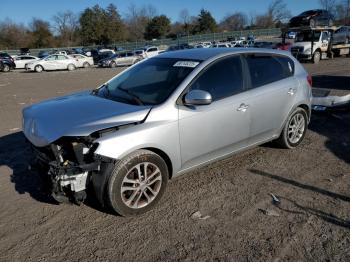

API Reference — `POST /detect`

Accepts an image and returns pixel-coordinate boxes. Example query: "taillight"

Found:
[307,74,312,87]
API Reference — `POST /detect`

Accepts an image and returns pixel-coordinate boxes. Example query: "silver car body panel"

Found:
[23,48,312,178]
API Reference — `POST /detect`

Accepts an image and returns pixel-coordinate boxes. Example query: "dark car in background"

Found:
[253,41,275,49]
[289,9,334,27]
[333,26,350,44]
[38,51,50,59]
[0,52,16,72]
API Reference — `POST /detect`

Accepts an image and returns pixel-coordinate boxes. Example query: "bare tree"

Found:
[52,11,79,46]
[124,3,158,40]
[219,12,247,31]
[179,9,191,34]
[267,0,291,23]
[319,0,337,11]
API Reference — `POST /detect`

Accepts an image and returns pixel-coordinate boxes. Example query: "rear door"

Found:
[178,55,251,170]
[242,53,298,144]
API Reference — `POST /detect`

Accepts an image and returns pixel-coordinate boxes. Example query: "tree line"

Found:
[0,0,349,49]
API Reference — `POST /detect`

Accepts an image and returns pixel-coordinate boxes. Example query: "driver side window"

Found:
[189,55,244,101]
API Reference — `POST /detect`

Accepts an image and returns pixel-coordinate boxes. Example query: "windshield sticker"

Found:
[173,61,200,68]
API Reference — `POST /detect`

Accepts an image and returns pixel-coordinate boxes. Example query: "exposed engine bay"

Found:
[29,132,114,205]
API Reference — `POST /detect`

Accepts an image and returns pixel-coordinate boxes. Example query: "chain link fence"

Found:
[2,28,281,56]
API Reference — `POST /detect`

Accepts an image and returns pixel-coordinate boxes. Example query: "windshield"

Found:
[95,58,200,105]
[296,31,321,42]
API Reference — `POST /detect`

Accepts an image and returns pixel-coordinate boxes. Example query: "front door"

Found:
[178,55,251,170]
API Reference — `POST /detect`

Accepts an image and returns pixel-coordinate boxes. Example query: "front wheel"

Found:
[313,51,321,64]
[67,64,76,71]
[35,65,43,73]
[275,107,308,149]
[106,150,169,216]
[83,62,90,68]
[2,64,10,72]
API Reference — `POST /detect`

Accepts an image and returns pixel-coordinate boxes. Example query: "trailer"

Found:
[282,26,350,63]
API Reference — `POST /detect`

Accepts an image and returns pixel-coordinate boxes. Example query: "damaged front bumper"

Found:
[29,139,112,205]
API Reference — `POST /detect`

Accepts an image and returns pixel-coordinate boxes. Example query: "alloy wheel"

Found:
[120,162,162,209]
[287,113,305,144]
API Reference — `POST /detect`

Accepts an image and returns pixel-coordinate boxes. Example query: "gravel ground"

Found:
[0,58,349,262]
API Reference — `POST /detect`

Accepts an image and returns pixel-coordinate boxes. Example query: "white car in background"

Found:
[211,43,232,48]
[25,54,78,72]
[70,54,94,68]
[14,55,39,69]
[135,46,159,58]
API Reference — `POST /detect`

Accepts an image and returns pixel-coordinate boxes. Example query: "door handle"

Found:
[237,103,249,112]
[287,88,296,95]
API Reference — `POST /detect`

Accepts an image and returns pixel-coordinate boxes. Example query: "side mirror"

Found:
[184,90,212,106]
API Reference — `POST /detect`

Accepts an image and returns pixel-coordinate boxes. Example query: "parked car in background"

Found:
[0,52,16,72]
[333,26,350,44]
[253,41,275,49]
[289,9,334,27]
[211,43,232,48]
[70,54,94,68]
[287,32,297,39]
[38,51,52,59]
[135,46,159,58]
[19,48,30,55]
[14,55,39,69]
[92,49,115,64]
[25,54,78,72]
[274,42,292,51]
[98,52,142,68]
[165,44,193,52]
[23,48,312,216]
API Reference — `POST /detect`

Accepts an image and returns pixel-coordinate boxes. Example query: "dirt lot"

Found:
[0,58,349,262]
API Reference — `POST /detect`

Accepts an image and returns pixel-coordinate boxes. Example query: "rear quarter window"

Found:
[245,54,294,89]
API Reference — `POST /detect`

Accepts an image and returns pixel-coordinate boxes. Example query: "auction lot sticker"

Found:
[173,61,200,68]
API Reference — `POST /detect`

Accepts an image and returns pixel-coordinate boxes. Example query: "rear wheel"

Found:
[106,150,169,216]
[2,64,10,72]
[313,51,321,64]
[275,107,308,149]
[35,65,43,73]
[328,19,334,26]
[110,61,117,68]
[67,63,76,71]
[309,19,316,27]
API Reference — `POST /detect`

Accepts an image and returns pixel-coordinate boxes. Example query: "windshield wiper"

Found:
[117,86,144,106]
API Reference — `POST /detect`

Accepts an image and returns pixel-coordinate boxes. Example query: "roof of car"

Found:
[157,48,288,61]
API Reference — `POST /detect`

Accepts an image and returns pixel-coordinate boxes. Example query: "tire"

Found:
[328,19,334,27]
[106,150,169,216]
[83,62,90,68]
[110,61,117,68]
[2,64,10,72]
[67,64,76,71]
[313,51,321,64]
[275,107,308,149]
[35,65,43,73]
[309,19,316,28]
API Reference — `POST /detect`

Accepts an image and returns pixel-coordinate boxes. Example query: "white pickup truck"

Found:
[290,30,330,63]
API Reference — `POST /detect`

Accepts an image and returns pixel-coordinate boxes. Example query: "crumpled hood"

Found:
[23,91,152,147]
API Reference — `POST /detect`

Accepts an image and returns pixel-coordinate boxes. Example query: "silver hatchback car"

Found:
[23,48,312,216]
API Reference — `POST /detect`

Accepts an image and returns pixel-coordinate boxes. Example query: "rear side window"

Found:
[189,56,243,101]
[245,54,294,89]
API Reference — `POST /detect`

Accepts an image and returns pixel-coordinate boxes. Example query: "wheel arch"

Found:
[142,147,173,179]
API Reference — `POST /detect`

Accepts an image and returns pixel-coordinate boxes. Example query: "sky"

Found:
[1,0,321,25]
